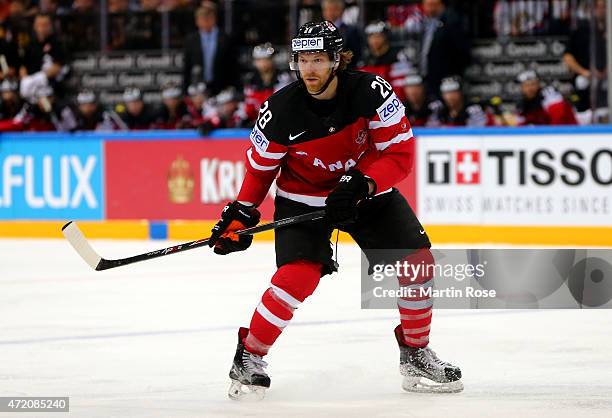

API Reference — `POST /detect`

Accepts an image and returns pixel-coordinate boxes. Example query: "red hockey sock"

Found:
[397,248,434,348]
[244,260,322,356]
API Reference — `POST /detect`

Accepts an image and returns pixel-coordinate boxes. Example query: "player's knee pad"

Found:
[270,260,323,303]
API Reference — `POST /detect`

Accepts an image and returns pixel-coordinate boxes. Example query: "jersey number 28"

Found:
[371,76,393,98]
[258,101,273,129]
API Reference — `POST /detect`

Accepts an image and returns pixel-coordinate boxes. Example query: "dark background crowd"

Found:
[0,0,608,132]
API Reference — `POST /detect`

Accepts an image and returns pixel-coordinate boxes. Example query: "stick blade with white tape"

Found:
[61,222,103,270]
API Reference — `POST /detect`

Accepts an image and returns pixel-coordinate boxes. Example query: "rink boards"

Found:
[0,126,611,245]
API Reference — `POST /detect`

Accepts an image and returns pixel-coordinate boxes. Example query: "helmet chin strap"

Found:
[309,66,336,97]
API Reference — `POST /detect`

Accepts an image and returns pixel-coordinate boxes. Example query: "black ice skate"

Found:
[228,327,271,401]
[394,325,463,393]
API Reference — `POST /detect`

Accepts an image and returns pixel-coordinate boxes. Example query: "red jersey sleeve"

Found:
[541,86,578,125]
[236,108,288,206]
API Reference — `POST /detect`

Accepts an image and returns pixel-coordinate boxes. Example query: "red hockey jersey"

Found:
[237,70,414,207]
[517,86,577,126]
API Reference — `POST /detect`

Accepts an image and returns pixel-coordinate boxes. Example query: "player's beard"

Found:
[302,69,333,94]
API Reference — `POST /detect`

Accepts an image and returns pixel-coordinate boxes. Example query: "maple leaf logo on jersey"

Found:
[355,129,367,146]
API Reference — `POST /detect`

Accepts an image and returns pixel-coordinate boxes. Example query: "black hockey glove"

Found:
[208,201,261,255]
[325,169,374,226]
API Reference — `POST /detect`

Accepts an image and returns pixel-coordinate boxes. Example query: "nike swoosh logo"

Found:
[419,230,425,235]
[289,131,306,141]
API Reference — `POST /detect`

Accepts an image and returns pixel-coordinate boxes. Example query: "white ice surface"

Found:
[1,239,611,418]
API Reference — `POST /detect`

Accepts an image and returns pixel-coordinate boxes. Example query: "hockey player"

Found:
[243,43,294,124]
[358,20,412,101]
[208,21,463,400]
[185,82,209,127]
[0,84,77,132]
[0,79,22,120]
[198,87,250,134]
[153,83,192,129]
[515,70,577,126]
[116,88,157,130]
[428,76,495,127]
[73,90,116,131]
[401,73,432,127]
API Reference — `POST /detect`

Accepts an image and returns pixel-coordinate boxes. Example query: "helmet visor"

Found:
[289,51,339,71]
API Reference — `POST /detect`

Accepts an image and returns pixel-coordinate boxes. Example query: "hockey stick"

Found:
[62,210,326,271]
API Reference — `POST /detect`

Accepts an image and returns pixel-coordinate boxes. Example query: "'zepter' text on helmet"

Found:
[289,21,344,71]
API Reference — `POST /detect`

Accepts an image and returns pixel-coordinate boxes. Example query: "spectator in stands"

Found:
[321,0,363,67]
[73,0,96,13]
[0,25,20,80]
[185,82,208,127]
[162,0,178,11]
[563,0,608,112]
[417,0,470,97]
[20,13,70,98]
[65,0,98,51]
[243,42,293,124]
[16,1,42,16]
[153,83,192,129]
[140,0,162,11]
[0,78,21,119]
[183,2,238,95]
[107,0,132,49]
[123,0,162,49]
[358,20,412,100]
[493,0,548,37]
[73,90,116,131]
[401,73,432,127]
[515,70,577,125]
[117,87,157,130]
[199,87,249,134]
[109,0,130,13]
[38,0,57,14]
[7,1,26,18]
[428,76,494,127]
[389,2,423,29]
[0,1,10,23]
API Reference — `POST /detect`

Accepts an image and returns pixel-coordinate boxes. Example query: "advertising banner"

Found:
[0,138,104,220]
[418,134,612,226]
[106,139,416,220]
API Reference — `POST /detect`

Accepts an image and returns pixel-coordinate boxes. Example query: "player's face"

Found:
[1,91,16,102]
[190,93,205,108]
[404,84,425,106]
[298,53,334,93]
[367,33,387,52]
[79,102,97,117]
[127,100,144,115]
[521,79,540,100]
[442,90,462,109]
[254,58,274,73]
[221,101,238,117]
[163,97,180,110]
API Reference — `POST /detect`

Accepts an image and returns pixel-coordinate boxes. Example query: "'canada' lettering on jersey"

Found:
[237,70,414,207]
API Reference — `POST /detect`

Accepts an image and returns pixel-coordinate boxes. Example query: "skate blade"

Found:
[228,379,267,401]
[402,375,464,394]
